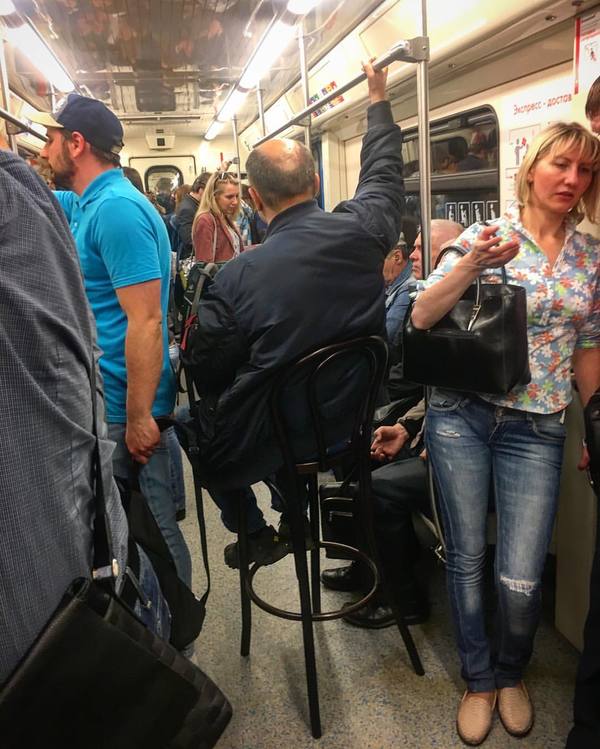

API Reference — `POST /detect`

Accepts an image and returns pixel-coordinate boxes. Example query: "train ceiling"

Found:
[4,0,383,135]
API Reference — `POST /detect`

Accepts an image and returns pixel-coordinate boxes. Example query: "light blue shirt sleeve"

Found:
[92,197,162,289]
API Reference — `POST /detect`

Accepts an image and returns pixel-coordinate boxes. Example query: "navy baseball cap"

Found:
[30,94,124,155]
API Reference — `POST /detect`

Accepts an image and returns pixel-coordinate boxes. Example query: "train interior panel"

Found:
[1,1,599,747]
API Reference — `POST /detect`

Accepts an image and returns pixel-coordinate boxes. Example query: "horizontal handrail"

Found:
[0,105,47,142]
[252,37,429,146]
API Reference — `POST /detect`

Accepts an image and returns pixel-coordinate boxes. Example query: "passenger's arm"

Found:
[411,226,520,329]
[192,213,216,263]
[332,62,404,255]
[115,280,162,463]
[573,347,600,408]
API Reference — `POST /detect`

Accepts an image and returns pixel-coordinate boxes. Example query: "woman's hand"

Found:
[460,225,520,273]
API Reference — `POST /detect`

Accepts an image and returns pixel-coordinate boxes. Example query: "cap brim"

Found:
[28,111,63,129]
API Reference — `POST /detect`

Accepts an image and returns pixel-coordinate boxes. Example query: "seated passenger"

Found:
[412,122,600,746]
[192,171,244,263]
[0,146,169,686]
[386,219,462,401]
[322,220,462,622]
[457,133,488,172]
[383,234,413,353]
[182,61,404,568]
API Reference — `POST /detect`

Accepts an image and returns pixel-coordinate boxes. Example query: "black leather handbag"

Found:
[402,246,531,394]
[584,389,600,495]
[0,363,232,749]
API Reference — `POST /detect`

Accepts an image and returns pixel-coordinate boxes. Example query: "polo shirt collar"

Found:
[79,168,124,209]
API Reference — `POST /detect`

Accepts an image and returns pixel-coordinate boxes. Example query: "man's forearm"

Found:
[125,318,163,420]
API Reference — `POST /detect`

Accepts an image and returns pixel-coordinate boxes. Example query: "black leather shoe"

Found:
[342,595,430,629]
[224,525,290,569]
[321,562,361,592]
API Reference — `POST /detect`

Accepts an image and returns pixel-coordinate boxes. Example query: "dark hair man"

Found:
[0,147,169,684]
[186,61,405,567]
[585,75,600,135]
[175,173,209,260]
[31,95,191,589]
[566,80,600,749]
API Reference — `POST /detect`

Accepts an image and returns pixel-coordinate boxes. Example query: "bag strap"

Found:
[88,354,118,585]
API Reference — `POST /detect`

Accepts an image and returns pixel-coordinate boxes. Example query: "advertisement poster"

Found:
[574,11,600,95]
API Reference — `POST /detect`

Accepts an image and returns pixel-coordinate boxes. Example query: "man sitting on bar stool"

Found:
[181,60,406,568]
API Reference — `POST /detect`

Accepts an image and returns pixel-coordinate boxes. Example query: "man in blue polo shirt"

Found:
[32,95,191,587]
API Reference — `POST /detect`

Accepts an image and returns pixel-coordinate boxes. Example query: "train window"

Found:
[402,106,499,230]
[144,165,183,194]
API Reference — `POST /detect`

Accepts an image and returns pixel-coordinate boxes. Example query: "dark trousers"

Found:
[371,456,431,589]
[567,498,600,749]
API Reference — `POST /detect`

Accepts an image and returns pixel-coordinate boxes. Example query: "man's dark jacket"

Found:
[175,192,199,259]
[189,101,404,489]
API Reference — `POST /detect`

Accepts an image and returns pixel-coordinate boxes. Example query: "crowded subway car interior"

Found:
[0,0,600,747]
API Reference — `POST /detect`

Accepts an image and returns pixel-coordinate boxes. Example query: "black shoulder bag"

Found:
[402,245,531,394]
[0,359,232,749]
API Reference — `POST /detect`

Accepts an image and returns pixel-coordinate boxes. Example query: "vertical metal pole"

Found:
[416,1,446,556]
[0,38,17,153]
[232,115,241,180]
[417,0,431,277]
[298,23,311,149]
[256,85,266,138]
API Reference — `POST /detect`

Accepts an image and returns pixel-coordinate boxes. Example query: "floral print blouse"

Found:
[423,205,600,414]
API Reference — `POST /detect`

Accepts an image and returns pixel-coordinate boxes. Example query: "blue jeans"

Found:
[425,391,566,692]
[132,544,172,641]
[108,423,192,588]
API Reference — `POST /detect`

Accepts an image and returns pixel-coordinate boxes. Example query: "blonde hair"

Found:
[192,171,240,236]
[516,122,600,223]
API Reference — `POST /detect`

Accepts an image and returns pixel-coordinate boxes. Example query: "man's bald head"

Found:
[410,219,463,279]
[246,138,316,213]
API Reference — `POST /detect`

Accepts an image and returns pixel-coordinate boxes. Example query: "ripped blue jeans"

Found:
[426,391,566,692]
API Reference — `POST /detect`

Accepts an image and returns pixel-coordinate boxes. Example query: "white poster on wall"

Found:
[574,11,600,95]
[499,74,573,212]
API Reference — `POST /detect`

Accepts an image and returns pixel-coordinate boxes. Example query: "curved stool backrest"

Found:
[268,335,388,477]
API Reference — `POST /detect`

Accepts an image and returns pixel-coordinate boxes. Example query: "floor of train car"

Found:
[179,465,578,749]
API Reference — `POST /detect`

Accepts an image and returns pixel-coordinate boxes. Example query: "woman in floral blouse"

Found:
[412,122,600,746]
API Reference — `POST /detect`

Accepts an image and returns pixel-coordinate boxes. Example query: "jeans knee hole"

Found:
[499,574,537,596]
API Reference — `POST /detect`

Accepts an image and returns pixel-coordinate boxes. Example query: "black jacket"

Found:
[175,193,199,259]
[190,101,404,489]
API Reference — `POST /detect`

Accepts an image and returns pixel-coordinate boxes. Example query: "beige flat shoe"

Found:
[497,681,534,737]
[456,689,497,746]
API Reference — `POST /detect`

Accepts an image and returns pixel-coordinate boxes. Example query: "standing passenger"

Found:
[176,174,208,260]
[31,95,191,588]
[412,123,600,746]
[0,146,169,685]
[184,61,404,567]
[192,171,243,264]
[566,79,600,749]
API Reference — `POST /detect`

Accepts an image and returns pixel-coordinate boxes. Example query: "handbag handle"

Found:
[434,244,509,331]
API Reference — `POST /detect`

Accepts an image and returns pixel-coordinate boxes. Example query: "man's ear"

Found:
[313,172,320,198]
[248,185,264,213]
[68,131,87,158]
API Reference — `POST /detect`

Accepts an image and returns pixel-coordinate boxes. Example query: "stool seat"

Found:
[235,336,424,740]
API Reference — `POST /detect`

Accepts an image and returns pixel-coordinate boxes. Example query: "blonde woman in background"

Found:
[192,171,243,264]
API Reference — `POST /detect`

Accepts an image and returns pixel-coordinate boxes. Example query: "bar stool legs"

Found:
[288,492,322,738]
[237,498,252,657]
[308,475,322,615]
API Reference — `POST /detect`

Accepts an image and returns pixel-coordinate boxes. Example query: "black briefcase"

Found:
[320,482,359,560]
